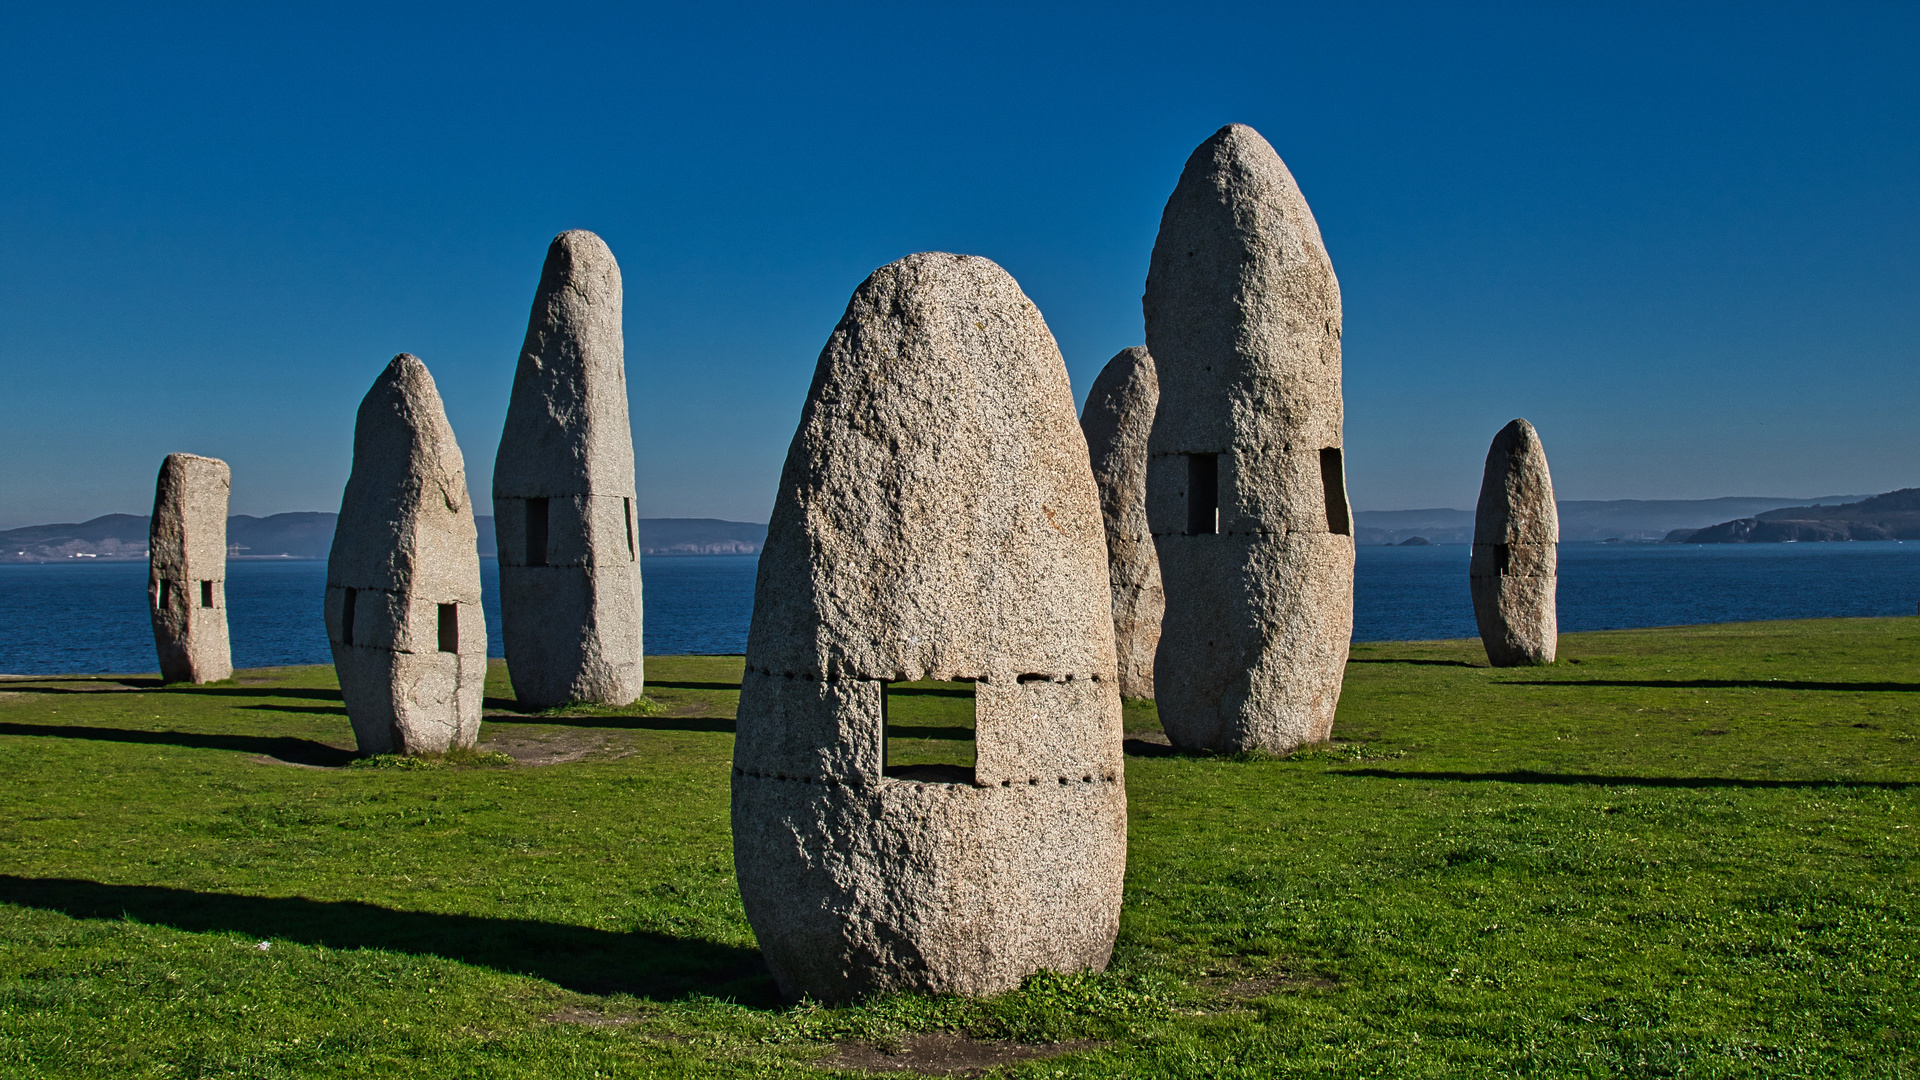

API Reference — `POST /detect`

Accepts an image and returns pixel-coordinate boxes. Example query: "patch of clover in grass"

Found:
[763,969,1179,1050]
[1283,740,1405,763]
[530,696,667,719]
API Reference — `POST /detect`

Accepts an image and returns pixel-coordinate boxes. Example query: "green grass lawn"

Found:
[0,618,1915,1077]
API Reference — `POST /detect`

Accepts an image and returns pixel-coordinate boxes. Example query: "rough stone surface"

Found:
[148,453,232,684]
[494,230,644,709]
[1470,419,1558,666]
[326,354,487,755]
[1142,123,1354,754]
[1081,346,1163,699]
[734,252,1127,1003]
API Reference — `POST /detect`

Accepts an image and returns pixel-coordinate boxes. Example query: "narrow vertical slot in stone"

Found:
[1186,453,1219,535]
[878,681,890,775]
[624,497,636,560]
[1319,447,1350,535]
[200,580,214,608]
[882,679,976,784]
[1495,543,1512,576]
[156,580,170,611]
[525,498,549,567]
[341,588,357,647]
[438,603,458,653]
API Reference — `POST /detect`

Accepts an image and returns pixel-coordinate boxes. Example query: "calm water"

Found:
[2,543,1917,675]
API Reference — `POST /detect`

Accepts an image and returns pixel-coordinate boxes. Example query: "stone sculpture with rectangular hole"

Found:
[732,252,1127,1002]
[1143,123,1356,754]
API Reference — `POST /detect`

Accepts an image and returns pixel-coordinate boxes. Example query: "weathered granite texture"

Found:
[1081,346,1163,699]
[326,354,487,755]
[735,252,1127,1002]
[1470,418,1558,666]
[494,230,644,709]
[148,453,232,684]
[1142,123,1354,754]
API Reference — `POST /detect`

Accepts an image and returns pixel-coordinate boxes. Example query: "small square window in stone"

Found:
[438,604,458,653]
[200,580,214,608]
[882,678,976,784]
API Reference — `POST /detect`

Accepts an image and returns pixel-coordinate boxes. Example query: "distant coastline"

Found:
[0,514,767,563]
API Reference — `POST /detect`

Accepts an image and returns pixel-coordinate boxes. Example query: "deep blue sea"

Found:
[2,543,1917,676]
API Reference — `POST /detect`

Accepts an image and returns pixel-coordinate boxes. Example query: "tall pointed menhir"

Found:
[734,252,1127,1002]
[1142,123,1354,753]
[326,354,487,755]
[1081,346,1163,699]
[494,230,644,708]
[1470,419,1558,665]
[149,453,232,684]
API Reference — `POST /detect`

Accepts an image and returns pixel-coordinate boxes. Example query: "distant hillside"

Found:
[0,514,767,562]
[1354,496,1868,545]
[1678,489,1920,543]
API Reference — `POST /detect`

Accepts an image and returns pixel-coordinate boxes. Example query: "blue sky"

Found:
[1,2,1914,528]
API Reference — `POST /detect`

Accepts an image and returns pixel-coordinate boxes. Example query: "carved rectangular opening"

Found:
[525,498,549,567]
[1495,543,1512,576]
[624,497,636,560]
[438,603,458,653]
[155,579,170,611]
[1186,453,1219,535]
[1320,447,1351,535]
[341,588,357,646]
[199,580,214,608]
[882,678,976,784]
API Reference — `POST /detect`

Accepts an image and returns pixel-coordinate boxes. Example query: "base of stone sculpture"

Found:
[733,775,1126,1002]
[1152,531,1353,753]
[1470,574,1557,666]
[499,564,644,710]
[331,643,485,755]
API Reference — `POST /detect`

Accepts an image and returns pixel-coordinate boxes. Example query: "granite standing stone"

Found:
[734,252,1127,1002]
[494,230,644,709]
[1081,346,1163,699]
[325,354,487,755]
[148,453,232,684]
[1470,419,1558,666]
[1142,123,1354,754]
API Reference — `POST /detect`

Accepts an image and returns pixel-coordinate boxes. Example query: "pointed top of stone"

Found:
[328,353,476,593]
[1144,121,1341,455]
[495,230,630,498]
[1475,418,1557,544]
[151,453,231,570]
[747,250,1114,686]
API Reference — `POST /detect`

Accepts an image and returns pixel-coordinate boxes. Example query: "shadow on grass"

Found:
[0,875,773,1001]
[646,681,743,692]
[887,725,976,741]
[1336,768,1920,790]
[1347,659,1480,668]
[1496,678,1920,692]
[240,704,347,717]
[488,713,738,734]
[1122,738,1179,758]
[0,676,163,688]
[888,685,976,699]
[0,684,344,702]
[0,721,353,765]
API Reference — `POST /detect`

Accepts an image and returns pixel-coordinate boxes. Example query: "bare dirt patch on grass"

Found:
[825,1034,1101,1077]
[481,727,636,767]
